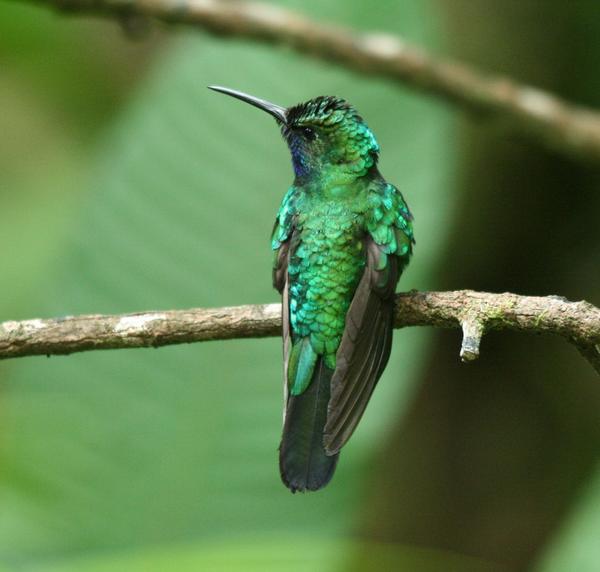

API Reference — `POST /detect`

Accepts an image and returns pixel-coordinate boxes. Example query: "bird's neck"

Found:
[299,163,379,199]
[294,154,378,189]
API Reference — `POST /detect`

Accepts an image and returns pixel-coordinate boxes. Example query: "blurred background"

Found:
[0,0,599,570]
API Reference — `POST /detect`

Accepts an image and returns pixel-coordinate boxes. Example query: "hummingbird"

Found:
[209,86,414,492]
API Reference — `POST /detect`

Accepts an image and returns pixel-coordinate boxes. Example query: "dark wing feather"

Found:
[272,186,298,398]
[272,240,289,295]
[273,239,292,416]
[323,237,399,455]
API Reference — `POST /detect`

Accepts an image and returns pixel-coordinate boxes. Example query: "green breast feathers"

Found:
[271,180,413,396]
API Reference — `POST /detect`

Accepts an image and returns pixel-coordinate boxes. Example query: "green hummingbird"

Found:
[209,86,414,492]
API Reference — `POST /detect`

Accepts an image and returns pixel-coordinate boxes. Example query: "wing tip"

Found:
[323,440,341,457]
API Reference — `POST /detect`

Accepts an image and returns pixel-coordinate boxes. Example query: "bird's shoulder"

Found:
[271,186,302,250]
[365,178,415,261]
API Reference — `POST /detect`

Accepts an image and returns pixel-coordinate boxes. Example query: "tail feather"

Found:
[279,357,339,492]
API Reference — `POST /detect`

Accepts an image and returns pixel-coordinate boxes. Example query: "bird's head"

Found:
[209,86,380,184]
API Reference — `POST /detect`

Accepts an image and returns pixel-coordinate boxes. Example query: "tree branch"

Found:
[1,291,598,375]
[22,0,600,164]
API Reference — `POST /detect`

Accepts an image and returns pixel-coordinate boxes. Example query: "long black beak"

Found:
[208,86,287,124]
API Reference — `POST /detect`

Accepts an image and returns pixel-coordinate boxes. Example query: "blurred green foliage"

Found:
[535,462,600,572]
[0,0,457,569]
[1,0,599,570]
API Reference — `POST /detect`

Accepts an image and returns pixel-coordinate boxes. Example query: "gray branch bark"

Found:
[1,291,599,375]
[24,0,600,164]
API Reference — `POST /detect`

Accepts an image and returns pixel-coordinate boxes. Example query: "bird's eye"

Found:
[302,127,317,141]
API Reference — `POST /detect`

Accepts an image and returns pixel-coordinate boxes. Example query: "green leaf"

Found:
[534,466,600,572]
[32,538,501,572]
[0,1,455,567]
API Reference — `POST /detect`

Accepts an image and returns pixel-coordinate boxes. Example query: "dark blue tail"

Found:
[279,358,339,493]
